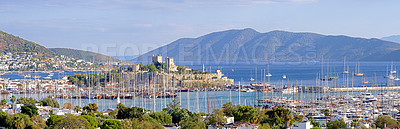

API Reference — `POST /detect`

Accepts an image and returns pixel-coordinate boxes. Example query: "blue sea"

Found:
[1,61,400,113]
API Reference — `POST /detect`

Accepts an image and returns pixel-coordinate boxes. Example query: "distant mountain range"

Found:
[0,30,121,63]
[382,35,400,43]
[133,28,400,63]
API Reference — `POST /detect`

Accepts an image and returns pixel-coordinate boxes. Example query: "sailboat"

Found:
[341,57,349,74]
[249,71,255,81]
[354,63,363,76]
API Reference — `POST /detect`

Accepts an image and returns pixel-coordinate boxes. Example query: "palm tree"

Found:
[282,109,293,128]
[11,95,16,113]
[324,109,330,125]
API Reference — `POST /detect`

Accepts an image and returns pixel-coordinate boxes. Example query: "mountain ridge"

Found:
[133,29,400,63]
[0,30,122,63]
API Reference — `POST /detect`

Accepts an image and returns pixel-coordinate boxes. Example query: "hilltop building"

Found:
[152,54,163,64]
[166,57,177,71]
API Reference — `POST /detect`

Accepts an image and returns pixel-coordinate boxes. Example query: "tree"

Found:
[11,113,34,129]
[0,111,12,127]
[20,105,39,117]
[64,102,74,110]
[374,115,399,129]
[100,119,121,129]
[83,103,98,115]
[233,105,256,123]
[11,95,16,104]
[39,98,60,108]
[165,98,190,124]
[31,115,46,129]
[46,115,63,127]
[209,108,226,125]
[222,102,235,117]
[0,99,6,106]
[17,97,38,105]
[180,114,206,129]
[150,111,173,124]
[116,103,145,119]
[351,119,360,128]
[308,116,320,127]
[11,95,16,113]
[327,119,347,129]
[74,105,82,113]
[82,115,99,128]
[53,114,90,129]
[324,109,330,124]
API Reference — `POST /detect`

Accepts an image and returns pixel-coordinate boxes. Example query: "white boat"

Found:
[241,88,255,92]
[282,87,298,94]
[282,75,287,79]
[265,73,272,77]
[44,76,51,79]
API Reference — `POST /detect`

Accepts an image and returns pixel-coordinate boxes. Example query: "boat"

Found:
[281,86,298,94]
[241,88,255,92]
[48,73,54,77]
[24,74,31,78]
[44,76,51,79]
[33,75,41,79]
[282,75,287,79]
[265,73,272,77]
[342,57,349,74]
[249,78,255,81]
[354,63,363,76]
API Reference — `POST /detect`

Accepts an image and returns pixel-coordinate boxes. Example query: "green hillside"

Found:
[0,30,56,57]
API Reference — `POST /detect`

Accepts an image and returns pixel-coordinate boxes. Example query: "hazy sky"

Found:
[1,0,400,56]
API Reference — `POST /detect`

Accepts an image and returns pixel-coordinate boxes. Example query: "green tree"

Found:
[82,115,99,128]
[258,123,271,129]
[39,98,60,108]
[11,113,34,129]
[233,105,256,123]
[101,119,122,129]
[11,95,16,113]
[20,105,39,117]
[46,115,63,127]
[17,97,38,105]
[327,119,347,129]
[165,98,190,124]
[222,102,235,117]
[31,115,46,129]
[74,105,82,113]
[150,111,173,124]
[0,99,6,106]
[324,109,330,124]
[53,114,90,129]
[180,114,206,129]
[351,119,360,128]
[148,63,158,72]
[83,103,99,115]
[11,95,16,104]
[374,115,399,129]
[208,108,226,125]
[308,116,320,127]
[116,103,145,119]
[0,111,12,127]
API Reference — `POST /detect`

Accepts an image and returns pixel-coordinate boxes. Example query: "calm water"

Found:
[1,62,400,113]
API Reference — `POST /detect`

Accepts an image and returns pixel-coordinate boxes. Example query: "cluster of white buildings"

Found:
[0,76,75,91]
[0,52,93,71]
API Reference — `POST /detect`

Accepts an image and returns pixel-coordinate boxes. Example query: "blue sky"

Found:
[1,0,400,56]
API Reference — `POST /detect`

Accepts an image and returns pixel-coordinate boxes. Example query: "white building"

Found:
[292,121,313,129]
